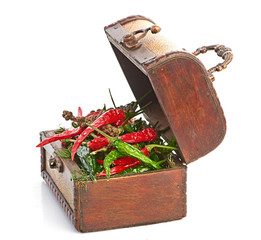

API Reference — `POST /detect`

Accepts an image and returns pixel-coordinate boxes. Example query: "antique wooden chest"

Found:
[39,15,233,232]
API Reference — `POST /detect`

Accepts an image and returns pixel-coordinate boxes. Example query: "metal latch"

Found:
[121,25,161,50]
[49,155,63,172]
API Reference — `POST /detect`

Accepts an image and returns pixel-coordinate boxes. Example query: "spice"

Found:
[100,124,119,137]
[85,123,161,170]
[62,110,76,121]
[71,109,126,160]
[119,128,157,143]
[116,165,152,175]
[96,147,150,166]
[85,110,100,118]
[103,150,125,179]
[86,128,157,151]
[77,106,83,117]
[36,92,179,182]
[97,160,141,177]
[36,126,84,148]
[87,137,110,151]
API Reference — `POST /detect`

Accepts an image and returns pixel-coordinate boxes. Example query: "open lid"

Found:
[104,15,232,164]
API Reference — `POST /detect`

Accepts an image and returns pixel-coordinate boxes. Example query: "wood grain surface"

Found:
[106,15,226,164]
[146,52,226,163]
[75,165,186,232]
[40,130,187,233]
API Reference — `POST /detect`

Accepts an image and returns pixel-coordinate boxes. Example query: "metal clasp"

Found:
[121,25,161,50]
[49,156,63,172]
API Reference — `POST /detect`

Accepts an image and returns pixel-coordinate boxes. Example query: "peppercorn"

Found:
[62,110,76,121]
[117,104,137,113]
[85,115,97,124]
[100,124,119,137]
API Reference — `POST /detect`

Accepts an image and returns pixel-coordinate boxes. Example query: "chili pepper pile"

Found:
[36,93,179,181]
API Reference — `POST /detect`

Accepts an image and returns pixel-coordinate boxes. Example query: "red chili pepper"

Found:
[85,111,100,118]
[87,137,109,150]
[96,159,104,164]
[114,118,136,127]
[73,106,83,123]
[87,137,110,151]
[71,109,125,160]
[77,106,83,117]
[36,127,84,148]
[96,156,137,165]
[114,156,138,165]
[114,119,125,127]
[61,139,69,146]
[140,147,150,156]
[119,128,157,143]
[115,147,149,164]
[96,148,149,165]
[96,160,141,177]
[95,133,104,137]
[87,129,157,151]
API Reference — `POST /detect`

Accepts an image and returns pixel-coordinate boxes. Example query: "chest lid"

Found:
[104,15,233,164]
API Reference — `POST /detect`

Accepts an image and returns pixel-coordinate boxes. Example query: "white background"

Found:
[1,0,261,239]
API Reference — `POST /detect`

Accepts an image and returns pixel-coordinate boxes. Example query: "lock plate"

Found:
[105,23,156,65]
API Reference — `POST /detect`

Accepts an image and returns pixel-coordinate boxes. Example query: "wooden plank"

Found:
[40,131,78,211]
[75,166,187,232]
[40,130,187,233]
[146,52,226,163]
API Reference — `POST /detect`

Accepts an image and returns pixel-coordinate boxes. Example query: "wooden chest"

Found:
[39,15,233,232]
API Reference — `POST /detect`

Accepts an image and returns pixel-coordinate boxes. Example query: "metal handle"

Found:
[121,25,161,50]
[49,156,63,172]
[193,44,233,81]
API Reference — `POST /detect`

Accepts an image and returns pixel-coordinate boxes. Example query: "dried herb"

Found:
[72,169,91,190]
[55,127,66,134]
[55,148,71,159]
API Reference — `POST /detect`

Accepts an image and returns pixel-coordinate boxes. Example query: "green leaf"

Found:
[149,149,160,162]
[123,123,134,133]
[76,145,97,182]
[132,118,144,132]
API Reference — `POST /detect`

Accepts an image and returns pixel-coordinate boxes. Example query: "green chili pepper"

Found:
[113,139,161,169]
[85,123,161,170]
[103,150,125,180]
[145,143,178,152]
[71,122,79,128]
[125,159,166,175]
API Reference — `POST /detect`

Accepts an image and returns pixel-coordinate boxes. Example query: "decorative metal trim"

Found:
[41,170,75,225]
[104,15,155,30]
[193,44,233,81]
[121,25,161,50]
[105,23,156,65]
